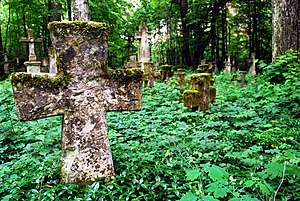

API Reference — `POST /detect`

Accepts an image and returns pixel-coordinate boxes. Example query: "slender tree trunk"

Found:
[179,0,192,67]
[221,9,226,62]
[272,0,300,58]
[67,0,72,20]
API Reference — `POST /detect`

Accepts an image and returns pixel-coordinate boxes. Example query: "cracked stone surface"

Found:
[11,21,143,184]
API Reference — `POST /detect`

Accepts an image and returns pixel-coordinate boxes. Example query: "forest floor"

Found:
[0,68,299,200]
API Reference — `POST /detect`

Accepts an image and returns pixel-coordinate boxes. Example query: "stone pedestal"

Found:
[25,61,42,73]
[176,68,186,93]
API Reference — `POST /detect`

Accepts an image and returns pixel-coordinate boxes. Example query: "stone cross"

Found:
[135,24,151,63]
[11,21,143,184]
[20,29,42,62]
[20,29,42,73]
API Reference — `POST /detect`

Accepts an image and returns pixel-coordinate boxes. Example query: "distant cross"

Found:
[20,29,43,62]
[135,24,152,63]
[11,22,143,184]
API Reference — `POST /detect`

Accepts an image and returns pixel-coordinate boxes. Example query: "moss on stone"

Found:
[104,68,143,84]
[48,21,109,37]
[11,72,74,90]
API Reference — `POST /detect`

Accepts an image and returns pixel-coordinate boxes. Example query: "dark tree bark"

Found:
[272,0,300,58]
[0,24,4,75]
[179,0,192,67]
[67,0,72,21]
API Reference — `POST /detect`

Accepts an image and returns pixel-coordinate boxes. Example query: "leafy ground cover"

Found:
[0,54,299,200]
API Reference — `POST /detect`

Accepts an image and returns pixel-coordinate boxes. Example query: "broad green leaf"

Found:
[180,191,198,201]
[186,169,201,181]
[204,165,228,181]
[201,196,219,201]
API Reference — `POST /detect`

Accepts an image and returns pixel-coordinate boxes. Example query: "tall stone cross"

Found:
[135,24,151,63]
[20,29,43,73]
[20,29,42,61]
[11,21,143,184]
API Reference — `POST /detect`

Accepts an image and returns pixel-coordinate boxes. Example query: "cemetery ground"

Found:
[1,59,300,200]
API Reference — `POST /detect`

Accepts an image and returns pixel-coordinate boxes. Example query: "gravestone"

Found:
[125,55,141,69]
[183,73,216,111]
[143,62,154,88]
[11,21,143,184]
[48,47,57,74]
[176,68,186,93]
[248,53,257,76]
[135,24,151,63]
[224,53,231,73]
[20,29,42,73]
[239,71,247,88]
[4,52,10,74]
[161,64,173,82]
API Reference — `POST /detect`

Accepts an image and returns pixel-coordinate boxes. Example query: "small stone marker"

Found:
[224,53,231,73]
[183,73,216,111]
[239,71,247,88]
[135,24,151,63]
[248,53,257,76]
[176,68,186,93]
[161,64,173,82]
[48,47,57,73]
[11,21,143,184]
[143,62,154,88]
[4,52,10,74]
[20,29,43,73]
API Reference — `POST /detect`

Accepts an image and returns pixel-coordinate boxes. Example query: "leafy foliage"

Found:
[1,53,300,200]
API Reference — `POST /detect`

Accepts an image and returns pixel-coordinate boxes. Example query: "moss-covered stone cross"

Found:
[11,21,143,184]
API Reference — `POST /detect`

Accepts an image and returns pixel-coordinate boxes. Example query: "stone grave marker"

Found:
[11,21,143,184]
[161,64,173,82]
[4,52,10,74]
[176,68,186,93]
[183,73,216,111]
[135,24,151,64]
[20,29,43,73]
[224,53,231,73]
[48,47,57,74]
[143,62,154,88]
[248,53,257,76]
[239,71,247,88]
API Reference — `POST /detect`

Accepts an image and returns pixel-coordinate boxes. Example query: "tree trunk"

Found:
[67,0,72,21]
[272,0,300,58]
[72,0,90,21]
[179,0,192,67]
[0,24,4,75]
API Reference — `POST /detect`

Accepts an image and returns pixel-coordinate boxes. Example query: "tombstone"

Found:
[143,62,154,88]
[176,68,186,93]
[135,24,151,63]
[125,55,141,69]
[41,57,49,72]
[11,21,143,184]
[248,53,257,76]
[161,64,173,82]
[197,64,209,73]
[239,71,247,88]
[183,73,216,111]
[20,29,42,73]
[4,52,10,74]
[224,53,231,73]
[48,47,57,74]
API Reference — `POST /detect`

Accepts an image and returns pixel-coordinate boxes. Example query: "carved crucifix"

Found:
[11,21,143,184]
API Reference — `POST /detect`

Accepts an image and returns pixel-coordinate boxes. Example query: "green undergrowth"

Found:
[0,54,299,200]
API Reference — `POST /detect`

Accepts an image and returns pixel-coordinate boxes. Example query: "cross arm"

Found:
[103,68,143,111]
[10,73,70,120]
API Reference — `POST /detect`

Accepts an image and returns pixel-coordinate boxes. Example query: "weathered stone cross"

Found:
[20,29,43,73]
[135,24,151,63]
[11,21,143,184]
